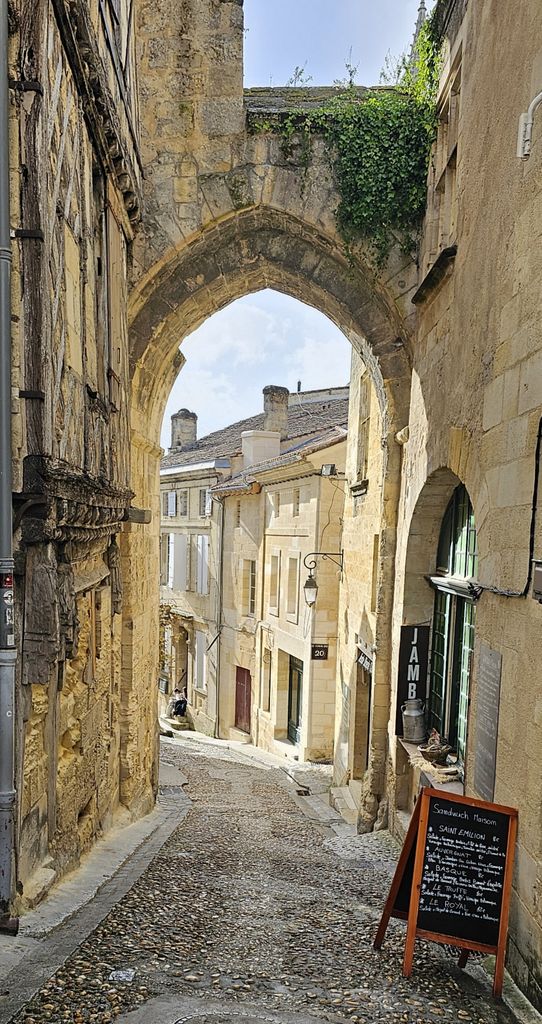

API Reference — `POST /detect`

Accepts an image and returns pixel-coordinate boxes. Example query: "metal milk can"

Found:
[401,698,426,743]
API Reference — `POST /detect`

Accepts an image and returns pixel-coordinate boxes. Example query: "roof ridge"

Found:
[161,395,350,470]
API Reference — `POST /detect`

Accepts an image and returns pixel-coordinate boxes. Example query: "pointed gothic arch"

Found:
[129,208,413,445]
[122,205,416,817]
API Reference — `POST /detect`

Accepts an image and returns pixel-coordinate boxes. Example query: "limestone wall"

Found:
[218,492,262,737]
[388,0,542,1006]
[334,352,388,827]
[11,0,145,902]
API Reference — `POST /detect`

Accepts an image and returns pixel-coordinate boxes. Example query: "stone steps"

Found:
[330,785,359,825]
[160,716,192,733]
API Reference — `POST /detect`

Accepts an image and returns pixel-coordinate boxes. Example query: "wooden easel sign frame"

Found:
[374,787,518,999]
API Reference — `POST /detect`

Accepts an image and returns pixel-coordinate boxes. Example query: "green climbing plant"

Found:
[253,18,442,264]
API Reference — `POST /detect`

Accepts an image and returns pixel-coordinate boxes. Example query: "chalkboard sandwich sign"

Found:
[374,788,518,999]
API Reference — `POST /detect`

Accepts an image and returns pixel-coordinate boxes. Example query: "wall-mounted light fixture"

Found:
[532,559,542,602]
[517,89,542,159]
[303,551,344,607]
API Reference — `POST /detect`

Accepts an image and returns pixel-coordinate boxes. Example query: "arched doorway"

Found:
[391,470,480,824]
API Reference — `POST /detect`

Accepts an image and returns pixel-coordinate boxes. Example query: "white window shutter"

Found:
[173,534,187,591]
[167,491,176,517]
[199,536,205,593]
[196,534,209,594]
[196,536,202,593]
[167,533,175,589]
[186,536,192,590]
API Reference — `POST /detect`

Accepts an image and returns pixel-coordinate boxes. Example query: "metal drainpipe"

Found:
[0,0,19,936]
[213,497,225,739]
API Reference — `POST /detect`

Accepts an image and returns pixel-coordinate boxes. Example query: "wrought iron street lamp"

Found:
[303,551,344,607]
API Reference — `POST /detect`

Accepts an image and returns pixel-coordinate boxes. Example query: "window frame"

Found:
[196,534,209,595]
[199,487,211,518]
[355,371,371,488]
[178,489,188,517]
[248,559,256,616]
[269,551,281,616]
[428,485,477,770]
[286,553,300,623]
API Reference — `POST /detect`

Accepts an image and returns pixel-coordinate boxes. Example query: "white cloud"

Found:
[285,334,350,393]
[160,290,352,448]
[181,300,286,369]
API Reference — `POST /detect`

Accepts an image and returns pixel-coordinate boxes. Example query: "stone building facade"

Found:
[7,0,150,908]
[383,0,542,1004]
[159,409,229,734]
[332,348,388,828]
[214,425,347,762]
[158,386,349,756]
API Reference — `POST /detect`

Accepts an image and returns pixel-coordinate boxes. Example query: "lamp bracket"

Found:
[303,551,344,574]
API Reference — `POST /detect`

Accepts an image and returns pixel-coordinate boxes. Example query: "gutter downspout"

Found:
[213,497,225,739]
[255,493,267,751]
[0,0,19,936]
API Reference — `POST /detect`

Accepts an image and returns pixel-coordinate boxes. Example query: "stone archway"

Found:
[122,201,415,817]
[120,0,422,814]
[130,208,413,442]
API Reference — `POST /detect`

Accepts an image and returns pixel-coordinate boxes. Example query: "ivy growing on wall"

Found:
[255,19,442,264]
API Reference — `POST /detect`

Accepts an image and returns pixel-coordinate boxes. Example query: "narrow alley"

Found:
[0,738,519,1024]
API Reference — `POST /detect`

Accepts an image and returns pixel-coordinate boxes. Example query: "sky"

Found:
[243,0,428,89]
[160,1,429,448]
[161,292,351,448]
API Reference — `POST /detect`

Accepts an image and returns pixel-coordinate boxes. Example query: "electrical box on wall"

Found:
[532,560,542,603]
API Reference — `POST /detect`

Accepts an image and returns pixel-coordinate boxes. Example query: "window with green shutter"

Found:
[428,485,478,770]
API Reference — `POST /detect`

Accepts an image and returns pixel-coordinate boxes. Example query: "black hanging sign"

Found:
[356,636,373,674]
[395,625,430,735]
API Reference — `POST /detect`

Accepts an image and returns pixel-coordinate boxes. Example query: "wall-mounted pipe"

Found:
[517,89,542,159]
[0,0,18,935]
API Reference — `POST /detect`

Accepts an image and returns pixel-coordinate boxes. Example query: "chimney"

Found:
[263,385,289,439]
[170,409,197,451]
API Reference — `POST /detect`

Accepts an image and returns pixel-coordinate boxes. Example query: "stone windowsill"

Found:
[397,737,464,796]
[411,244,457,306]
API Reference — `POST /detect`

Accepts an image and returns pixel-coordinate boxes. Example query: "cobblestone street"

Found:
[1,738,520,1024]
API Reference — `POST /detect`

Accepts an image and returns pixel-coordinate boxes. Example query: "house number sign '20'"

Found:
[311,644,329,660]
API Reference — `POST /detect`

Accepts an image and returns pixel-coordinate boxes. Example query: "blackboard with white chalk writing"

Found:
[417,794,510,946]
[374,788,518,998]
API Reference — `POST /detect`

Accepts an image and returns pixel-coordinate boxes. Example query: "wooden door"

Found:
[351,662,371,779]
[288,656,303,744]
[235,666,251,734]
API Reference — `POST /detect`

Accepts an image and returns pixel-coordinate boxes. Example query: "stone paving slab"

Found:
[117,994,339,1024]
